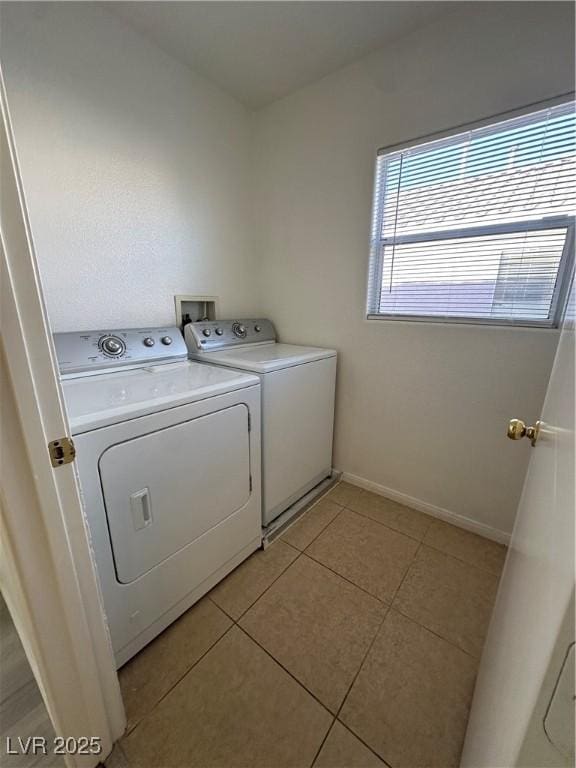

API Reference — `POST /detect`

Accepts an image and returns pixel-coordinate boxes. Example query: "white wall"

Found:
[0,2,258,332]
[1,1,573,540]
[254,2,575,539]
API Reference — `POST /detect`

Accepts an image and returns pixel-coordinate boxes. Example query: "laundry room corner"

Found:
[252,1,573,541]
[0,1,263,332]
[1,2,574,767]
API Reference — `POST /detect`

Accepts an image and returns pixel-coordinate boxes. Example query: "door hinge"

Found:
[48,437,76,467]
[249,475,253,492]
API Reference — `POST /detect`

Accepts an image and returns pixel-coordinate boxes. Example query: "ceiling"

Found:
[109,2,450,109]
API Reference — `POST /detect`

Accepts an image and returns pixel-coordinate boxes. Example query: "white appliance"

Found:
[54,326,261,666]
[185,319,336,534]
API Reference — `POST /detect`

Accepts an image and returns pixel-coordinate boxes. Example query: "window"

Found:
[367,101,576,326]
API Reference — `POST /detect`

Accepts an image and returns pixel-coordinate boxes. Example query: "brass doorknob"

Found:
[507,418,541,447]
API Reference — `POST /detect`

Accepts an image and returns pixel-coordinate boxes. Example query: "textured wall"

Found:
[1,3,258,332]
[254,2,574,538]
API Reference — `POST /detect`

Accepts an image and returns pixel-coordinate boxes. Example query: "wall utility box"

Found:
[174,295,218,331]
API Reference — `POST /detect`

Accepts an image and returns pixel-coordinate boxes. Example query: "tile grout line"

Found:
[388,539,424,606]
[389,605,483,661]
[228,519,406,757]
[306,512,423,761]
[302,549,391,607]
[231,542,302,623]
[229,551,401,756]
[341,492,495,660]
[384,532,487,658]
[335,720,394,768]
[234,623,336,718]
[123,598,339,763]
[312,491,423,598]
[121,483,497,761]
[229,548,395,733]
[334,607,389,722]
[237,606,384,724]
[282,502,345,552]
[307,493,427,607]
[116,497,365,755]
[417,540,506,577]
[231,597,351,754]
[344,504,504,578]
[280,489,342,537]
[345,504,432,544]
[210,539,301,623]
[332,606,393,766]
[334,484,506,574]
[386,532,491,661]
[324,502,479,765]
[308,716,336,768]
[334,484,433,541]
[122,503,371,739]
[121,620,238,740]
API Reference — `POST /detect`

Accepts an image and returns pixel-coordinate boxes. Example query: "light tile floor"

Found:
[112,482,507,768]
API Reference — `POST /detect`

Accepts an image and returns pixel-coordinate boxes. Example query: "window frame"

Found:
[366,96,576,329]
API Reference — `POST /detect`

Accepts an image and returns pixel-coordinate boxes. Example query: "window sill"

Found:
[364,314,562,331]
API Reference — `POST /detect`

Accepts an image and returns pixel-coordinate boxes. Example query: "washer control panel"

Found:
[54,326,188,375]
[185,319,276,352]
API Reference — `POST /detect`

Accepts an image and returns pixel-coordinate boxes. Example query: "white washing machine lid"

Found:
[189,343,337,374]
[62,361,259,434]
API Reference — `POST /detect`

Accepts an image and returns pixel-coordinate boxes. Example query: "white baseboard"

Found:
[340,471,511,546]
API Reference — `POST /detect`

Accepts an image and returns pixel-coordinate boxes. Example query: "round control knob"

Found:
[161,336,173,345]
[232,322,247,338]
[215,328,224,336]
[202,328,212,337]
[143,337,155,347]
[254,325,262,332]
[100,335,125,357]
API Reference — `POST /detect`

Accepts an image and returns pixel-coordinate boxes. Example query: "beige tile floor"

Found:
[112,482,507,768]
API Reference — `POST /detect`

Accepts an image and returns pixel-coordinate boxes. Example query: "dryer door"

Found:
[99,404,251,583]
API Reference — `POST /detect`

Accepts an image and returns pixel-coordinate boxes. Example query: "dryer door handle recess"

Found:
[130,487,152,531]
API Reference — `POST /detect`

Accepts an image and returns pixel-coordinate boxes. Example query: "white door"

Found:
[1,70,125,765]
[461,273,575,767]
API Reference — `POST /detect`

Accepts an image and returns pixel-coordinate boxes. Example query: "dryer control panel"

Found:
[54,326,188,376]
[185,319,276,352]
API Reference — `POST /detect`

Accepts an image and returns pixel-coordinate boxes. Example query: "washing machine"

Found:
[54,326,261,666]
[185,319,336,536]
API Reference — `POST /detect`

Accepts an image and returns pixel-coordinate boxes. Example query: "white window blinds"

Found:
[367,101,576,326]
